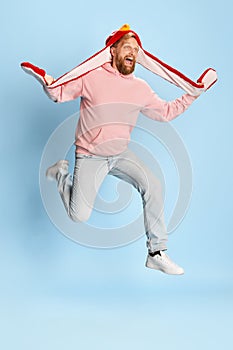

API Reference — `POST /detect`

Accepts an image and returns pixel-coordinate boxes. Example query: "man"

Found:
[22,24,217,275]
[43,31,201,276]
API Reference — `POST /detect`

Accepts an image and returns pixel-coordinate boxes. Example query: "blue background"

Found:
[1,0,232,349]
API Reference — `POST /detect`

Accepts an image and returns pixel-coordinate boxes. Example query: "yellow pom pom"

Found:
[119,24,130,31]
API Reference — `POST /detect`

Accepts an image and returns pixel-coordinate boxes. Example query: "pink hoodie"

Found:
[45,62,197,156]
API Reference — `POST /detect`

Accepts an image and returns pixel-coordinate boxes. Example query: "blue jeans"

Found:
[57,148,167,252]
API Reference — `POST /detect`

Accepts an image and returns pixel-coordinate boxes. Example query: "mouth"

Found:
[124,56,134,66]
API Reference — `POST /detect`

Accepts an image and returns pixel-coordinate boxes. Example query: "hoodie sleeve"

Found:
[43,77,83,103]
[141,87,197,122]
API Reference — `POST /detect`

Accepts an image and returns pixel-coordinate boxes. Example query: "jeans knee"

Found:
[144,176,162,192]
[142,176,164,201]
[153,178,163,193]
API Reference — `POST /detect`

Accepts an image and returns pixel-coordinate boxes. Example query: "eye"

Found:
[122,45,139,53]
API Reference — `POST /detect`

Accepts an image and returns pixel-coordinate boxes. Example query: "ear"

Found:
[110,46,116,57]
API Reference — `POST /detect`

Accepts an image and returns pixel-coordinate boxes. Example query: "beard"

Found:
[115,55,136,75]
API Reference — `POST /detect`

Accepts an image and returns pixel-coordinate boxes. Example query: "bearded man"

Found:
[21,25,217,275]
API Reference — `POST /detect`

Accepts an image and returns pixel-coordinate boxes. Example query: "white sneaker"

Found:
[145,251,184,275]
[46,160,69,181]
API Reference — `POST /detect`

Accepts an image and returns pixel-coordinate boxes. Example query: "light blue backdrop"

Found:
[1,0,232,349]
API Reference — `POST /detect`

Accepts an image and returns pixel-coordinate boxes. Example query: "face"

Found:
[111,37,139,75]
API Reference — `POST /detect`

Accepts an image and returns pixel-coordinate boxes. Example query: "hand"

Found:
[44,74,54,85]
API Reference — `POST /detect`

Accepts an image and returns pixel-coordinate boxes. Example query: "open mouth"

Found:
[124,56,134,66]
